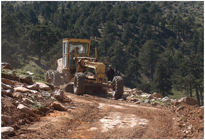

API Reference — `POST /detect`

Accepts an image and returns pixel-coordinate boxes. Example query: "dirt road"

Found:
[9,91,203,139]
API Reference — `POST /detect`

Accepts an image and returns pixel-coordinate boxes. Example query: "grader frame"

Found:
[46,38,123,99]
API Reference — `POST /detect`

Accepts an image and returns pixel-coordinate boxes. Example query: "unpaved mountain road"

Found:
[12,91,204,139]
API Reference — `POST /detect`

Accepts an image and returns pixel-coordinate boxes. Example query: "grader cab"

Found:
[46,38,123,99]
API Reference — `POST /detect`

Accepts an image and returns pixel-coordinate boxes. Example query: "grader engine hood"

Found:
[76,58,106,83]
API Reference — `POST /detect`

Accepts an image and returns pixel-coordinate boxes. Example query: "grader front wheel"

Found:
[73,72,85,95]
[112,76,124,99]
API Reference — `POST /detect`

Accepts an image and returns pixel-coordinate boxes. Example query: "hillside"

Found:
[1,1,204,105]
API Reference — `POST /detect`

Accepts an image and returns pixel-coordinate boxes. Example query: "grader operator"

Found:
[46,38,123,99]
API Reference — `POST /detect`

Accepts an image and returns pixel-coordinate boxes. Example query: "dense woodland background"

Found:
[1,1,204,105]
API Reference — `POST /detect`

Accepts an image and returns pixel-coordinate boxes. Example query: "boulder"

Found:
[51,101,67,111]
[26,84,39,90]
[144,99,150,104]
[36,82,51,91]
[135,101,141,104]
[147,95,154,99]
[174,101,181,106]
[14,87,31,93]
[151,102,158,106]
[178,97,198,105]
[2,89,13,97]
[17,104,34,115]
[140,94,149,98]
[54,90,64,101]
[19,75,33,84]
[1,114,12,124]
[122,94,129,100]
[1,126,14,135]
[12,92,22,99]
[135,90,143,95]
[130,98,138,102]
[26,71,34,76]
[152,92,163,99]
[1,78,14,86]
[42,91,51,97]
[30,90,39,94]
[1,82,12,90]
[170,99,177,105]
[176,106,185,112]
[22,98,34,105]
[1,62,13,70]
[162,96,171,103]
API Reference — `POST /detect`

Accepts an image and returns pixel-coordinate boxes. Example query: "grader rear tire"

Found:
[52,72,64,86]
[73,72,85,95]
[112,76,124,100]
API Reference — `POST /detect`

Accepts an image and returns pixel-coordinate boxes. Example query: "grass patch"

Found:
[29,102,46,111]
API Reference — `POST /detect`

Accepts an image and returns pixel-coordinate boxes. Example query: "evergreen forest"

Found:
[1,1,204,105]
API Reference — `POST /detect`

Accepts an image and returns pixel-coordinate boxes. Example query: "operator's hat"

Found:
[109,65,112,67]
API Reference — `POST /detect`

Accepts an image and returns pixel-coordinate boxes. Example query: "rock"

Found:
[54,90,64,101]
[162,96,169,100]
[30,90,39,94]
[140,94,149,98]
[122,94,129,100]
[130,98,138,102]
[135,90,143,95]
[36,82,51,91]
[198,106,204,119]
[151,102,158,106]
[17,104,34,115]
[1,114,12,124]
[2,89,13,97]
[26,84,39,90]
[162,96,171,103]
[13,101,20,106]
[144,99,150,104]
[152,92,163,99]
[1,126,14,135]
[187,124,192,130]
[12,92,22,99]
[1,82,12,90]
[126,96,133,101]
[151,99,156,101]
[22,98,34,105]
[50,96,57,101]
[171,99,177,105]
[19,75,33,84]
[1,62,13,70]
[176,106,185,112]
[26,71,34,76]
[51,101,67,111]
[42,91,51,97]
[135,101,141,104]
[174,101,181,106]
[1,78,14,86]
[147,95,154,99]
[14,87,31,93]
[178,97,198,105]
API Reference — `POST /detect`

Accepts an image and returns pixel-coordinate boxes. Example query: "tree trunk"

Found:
[195,85,200,106]
[189,83,192,97]
[199,85,203,106]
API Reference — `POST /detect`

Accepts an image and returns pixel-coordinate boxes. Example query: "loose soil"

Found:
[2,88,204,139]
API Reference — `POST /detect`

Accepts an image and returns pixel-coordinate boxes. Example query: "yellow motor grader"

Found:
[46,38,123,99]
